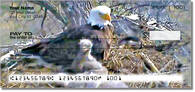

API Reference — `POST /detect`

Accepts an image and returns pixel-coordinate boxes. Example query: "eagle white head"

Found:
[87,6,112,27]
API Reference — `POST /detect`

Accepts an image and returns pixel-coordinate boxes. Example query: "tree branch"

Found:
[28,1,68,25]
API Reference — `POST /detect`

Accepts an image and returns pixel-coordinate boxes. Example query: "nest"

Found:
[0,28,191,89]
[102,32,188,88]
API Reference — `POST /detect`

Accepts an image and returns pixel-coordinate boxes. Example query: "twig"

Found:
[160,60,174,72]
[41,8,47,29]
[139,52,160,73]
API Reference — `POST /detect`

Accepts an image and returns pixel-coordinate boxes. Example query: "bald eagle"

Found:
[22,6,114,67]
[69,39,104,73]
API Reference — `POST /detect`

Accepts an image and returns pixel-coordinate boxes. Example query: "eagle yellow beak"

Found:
[101,14,111,21]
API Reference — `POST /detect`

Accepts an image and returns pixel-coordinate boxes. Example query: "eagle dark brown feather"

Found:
[22,24,114,67]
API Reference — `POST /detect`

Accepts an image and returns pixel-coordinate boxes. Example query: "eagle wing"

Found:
[22,24,114,67]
